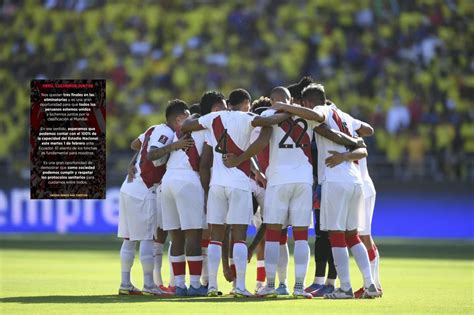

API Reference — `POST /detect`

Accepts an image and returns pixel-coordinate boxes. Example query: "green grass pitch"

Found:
[1,235,472,314]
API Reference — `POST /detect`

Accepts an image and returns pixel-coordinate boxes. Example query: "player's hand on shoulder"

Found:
[270,101,289,112]
[173,135,194,151]
[355,137,367,148]
[325,150,347,168]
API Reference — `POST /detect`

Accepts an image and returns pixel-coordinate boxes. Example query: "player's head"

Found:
[287,76,314,105]
[270,86,291,105]
[251,96,272,115]
[189,103,201,117]
[165,99,190,130]
[200,91,227,115]
[302,83,326,109]
[228,88,251,112]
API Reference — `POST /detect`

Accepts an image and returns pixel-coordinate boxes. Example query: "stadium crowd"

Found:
[1,0,473,182]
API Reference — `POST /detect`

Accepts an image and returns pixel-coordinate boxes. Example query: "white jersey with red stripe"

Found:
[261,109,317,187]
[250,127,270,179]
[314,104,362,184]
[164,130,206,182]
[120,124,174,200]
[198,111,257,191]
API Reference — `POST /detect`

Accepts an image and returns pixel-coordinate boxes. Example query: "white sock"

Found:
[120,240,136,287]
[325,278,336,286]
[293,240,309,290]
[373,249,382,289]
[201,246,209,286]
[168,242,175,287]
[277,243,289,285]
[153,242,163,286]
[187,255,203,289]
[264,241,279,289]
[314,276,325,285]
[233,242,248,290]
[350,243,374,288]
[139,240,155,288]
[207,242,222,289]
[170,255,186,289]
[331,247,351,291]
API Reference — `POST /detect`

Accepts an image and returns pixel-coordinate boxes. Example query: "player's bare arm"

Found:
[251,112,291,127]
[325,148,368,168]
[271,101,325,123]
[180,117,206,133]
[221,225,234,282]
[146,137,194,161]
[251,158,267,188]
[199,143,213,194]
[126,151,139,183]
[130,138,142,151]
[223,127,272,168]
[314,124,366,148]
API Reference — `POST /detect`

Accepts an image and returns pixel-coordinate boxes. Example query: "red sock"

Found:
[256,261,266,282]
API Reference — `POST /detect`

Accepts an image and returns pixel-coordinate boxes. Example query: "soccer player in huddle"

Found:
[180,88,290,297]
[272,83,380,298]
[117,100,192,296]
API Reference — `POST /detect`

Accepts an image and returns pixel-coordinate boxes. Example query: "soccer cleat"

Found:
[118,284,142,295]
[175,286,188,296]
[255,285,277,298]
[361,284,380,299]
[159,284,173,294]
[187,285,208,297]
[142,285,166,296]
[167,285,176,294]
[229,288,236,296]
[275,283,290,295]
[254,282,265,295]
[234,287,254,297]
[324,287,354,299]
[354,287,365,299]
[311,284,335,297]
[207,287,220,297]
[293,288,313,299]
[305,283,324,293]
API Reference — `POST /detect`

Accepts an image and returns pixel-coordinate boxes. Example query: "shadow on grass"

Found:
[1,236,472,260]
[0,295,284,304]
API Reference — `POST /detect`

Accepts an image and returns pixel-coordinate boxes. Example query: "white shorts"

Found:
[263,183,312,227]
[207,185,253,225]
[359,194,376,235]
[320,181,364,231]
[118,191,157,241]
[161,178,206,231]
[251,180,265,228]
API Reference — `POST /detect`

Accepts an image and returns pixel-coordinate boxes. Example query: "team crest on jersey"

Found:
[158,135,169,144]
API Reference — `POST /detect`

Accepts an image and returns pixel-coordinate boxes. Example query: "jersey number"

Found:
[215,129,228,154]
[278,118,308,149]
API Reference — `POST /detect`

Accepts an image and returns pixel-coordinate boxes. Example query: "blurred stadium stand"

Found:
[1,0,474,186]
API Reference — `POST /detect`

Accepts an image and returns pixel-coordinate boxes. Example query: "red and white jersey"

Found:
[352,119,376,197]
[164,130,206,181]
[198,111,257,190]
[261,109,317,187]
[314,104,362,184]
[120,124,174,200]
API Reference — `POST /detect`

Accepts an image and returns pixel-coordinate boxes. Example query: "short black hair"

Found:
[228,88,251,106]
[200,91,225,115]
[251,96,272,115]
[302,83,326,105]
[287,76,314,99]
[165,99,189,120]
[270,86,291,102]
[189,103,201,115]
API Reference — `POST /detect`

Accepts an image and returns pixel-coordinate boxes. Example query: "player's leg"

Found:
[345,184,378,298]
[307,208,327,293]
[275,228,289,295]
[206,185,228,296]
[117,192,140,294]
[255,238,266,291]
[169,229,187,295]
[201,228,211,287]
[154,187,169,291]
[184,228,206,295]
[226,187,253,297]
[322,182,353,299]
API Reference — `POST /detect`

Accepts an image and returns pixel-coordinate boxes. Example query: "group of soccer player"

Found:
[117,76,382,299]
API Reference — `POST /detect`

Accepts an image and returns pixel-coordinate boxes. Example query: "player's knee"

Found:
[265,228,281,242]
[329,231,346,248]
[345,233,362,248]
[292,228,308,241]
[279,230,288,245]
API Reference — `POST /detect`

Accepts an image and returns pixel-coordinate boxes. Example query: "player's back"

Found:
[262,109,316,187]
[166,130,206,177]
[198,110,256,190]
[314,104,362,184]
